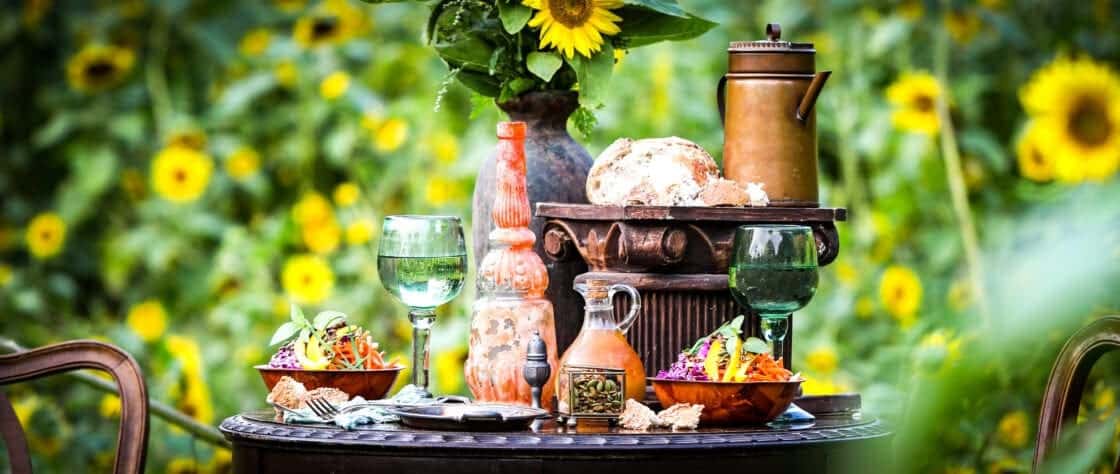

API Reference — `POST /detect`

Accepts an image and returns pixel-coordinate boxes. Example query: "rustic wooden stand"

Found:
[536,204,847,375]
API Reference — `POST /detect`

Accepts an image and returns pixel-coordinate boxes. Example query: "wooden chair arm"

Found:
[0,340,149,474]
[1033,316,1120,472]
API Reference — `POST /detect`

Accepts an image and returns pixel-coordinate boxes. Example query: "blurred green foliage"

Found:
[2,0,1120,472]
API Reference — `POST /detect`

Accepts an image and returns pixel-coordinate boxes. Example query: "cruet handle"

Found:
[608,284,641,334]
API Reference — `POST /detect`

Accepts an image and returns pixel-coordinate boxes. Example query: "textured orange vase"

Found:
[465,121,559,410]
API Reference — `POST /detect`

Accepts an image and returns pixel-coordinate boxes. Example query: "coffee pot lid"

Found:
[729,23,815,54]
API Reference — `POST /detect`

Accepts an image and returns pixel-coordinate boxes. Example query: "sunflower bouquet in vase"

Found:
[360,0,716,122]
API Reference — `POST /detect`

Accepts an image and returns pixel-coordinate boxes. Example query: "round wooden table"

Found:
[220,408,891,473]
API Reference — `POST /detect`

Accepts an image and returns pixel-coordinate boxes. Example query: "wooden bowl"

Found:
[650,378,802,425]
[255,365,402,400]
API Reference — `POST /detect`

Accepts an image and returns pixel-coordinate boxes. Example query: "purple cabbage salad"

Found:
[268,342,301,369]
[655,317,743,381]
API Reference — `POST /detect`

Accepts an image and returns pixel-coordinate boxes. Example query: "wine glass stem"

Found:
[761,313,790,366]
[409,309,436,396]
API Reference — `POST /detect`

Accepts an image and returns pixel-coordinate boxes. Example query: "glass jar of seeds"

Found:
[557,364,626,425]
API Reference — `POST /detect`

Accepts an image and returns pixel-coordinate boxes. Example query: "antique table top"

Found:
[221,407,892,473]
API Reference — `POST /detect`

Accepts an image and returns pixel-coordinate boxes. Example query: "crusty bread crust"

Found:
[586,137,718,206]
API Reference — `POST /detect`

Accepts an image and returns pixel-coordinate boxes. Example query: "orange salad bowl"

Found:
[650,378,803,425]
[255,366,402,400]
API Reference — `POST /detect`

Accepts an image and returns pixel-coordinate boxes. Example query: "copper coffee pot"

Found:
[718,23,831,207]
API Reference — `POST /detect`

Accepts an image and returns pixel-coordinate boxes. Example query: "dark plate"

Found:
[388,403,548,432]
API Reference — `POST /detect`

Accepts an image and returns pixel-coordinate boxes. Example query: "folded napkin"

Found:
[282,390,438,430]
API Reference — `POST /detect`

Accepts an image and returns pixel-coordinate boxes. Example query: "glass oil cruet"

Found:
[557,279,646,417]
[464,121,559,411]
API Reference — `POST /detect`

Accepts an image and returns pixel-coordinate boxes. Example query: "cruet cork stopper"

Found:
[523,331,551,410]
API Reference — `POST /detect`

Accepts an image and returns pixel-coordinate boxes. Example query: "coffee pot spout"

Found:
[795,70,832,123]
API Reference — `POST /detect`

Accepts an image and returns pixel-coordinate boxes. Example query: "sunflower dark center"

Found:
[1031,149,1045,166]
[913,95,935,113]
[302,274,312,286]
[1068,97,1112,147]
[548,0,593,27]
[894,287,905,301]
[173,168,188,183]
[311,16,340,40]
[84,60,116,79]
[40,230,52,241]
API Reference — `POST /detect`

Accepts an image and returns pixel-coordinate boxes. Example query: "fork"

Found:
[304,397,341,422]
[305,394,471,422]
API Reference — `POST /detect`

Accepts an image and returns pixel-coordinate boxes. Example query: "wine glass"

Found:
[377,215,467,399]
[728,224,818,424]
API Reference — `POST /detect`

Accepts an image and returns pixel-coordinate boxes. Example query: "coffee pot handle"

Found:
[609,284,641,334]
[716,76,728,127]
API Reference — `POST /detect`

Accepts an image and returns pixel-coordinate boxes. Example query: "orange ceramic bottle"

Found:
[464,122,559,410]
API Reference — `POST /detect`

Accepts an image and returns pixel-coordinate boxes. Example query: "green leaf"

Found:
[434,36,496,72]
[717,315,745,339]
[269,322,299,346]
[617,9,717,48]
[499,77,537,103]
[527,52,563,82]
[622,0,687,18]
[469,93,495,118]
[497,0,532,34]
[213,73,276,120]
[290,303,309,327]
[457,70,502,97]
[568,43,614,108]
[313,310,347,331]
[571,106,598,137]
[744,337,771,354]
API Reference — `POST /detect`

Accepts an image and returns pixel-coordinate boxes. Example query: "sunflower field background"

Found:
[2,0,1120,472]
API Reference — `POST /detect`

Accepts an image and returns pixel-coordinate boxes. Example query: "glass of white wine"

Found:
[377,215,467,399]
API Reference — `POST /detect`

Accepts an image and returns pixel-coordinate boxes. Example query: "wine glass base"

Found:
[766,402,816,429]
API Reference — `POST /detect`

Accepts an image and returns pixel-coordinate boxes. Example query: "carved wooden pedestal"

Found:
[536,204,846,376]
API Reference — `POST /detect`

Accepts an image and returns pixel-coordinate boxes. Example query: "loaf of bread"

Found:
[586,137,718,206]
[586,137,768,207]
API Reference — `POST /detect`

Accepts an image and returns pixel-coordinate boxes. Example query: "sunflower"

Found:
[25,212,66,259]
[239,28,272,57]
[374,118,409,152]
[151,146,214,203]
[292,192,333,226]
[345,218,374,245]
[301,221,341,254]
[878,265,922,326]
[1020,56,1120,182]
[225,146,260,181]
[887,72,942,135]
[1016,124,1055,182]
[943,9,982,44]
[0,263,12,287]
[333,182,360,207]
[98,394,120,418]
[165,127,208,151]
[523,0,623,59]
[995,411,1029,448]
[282,254,334,305]
[166,335,213,423]
[127,300,168,343]
[805,346,838,374]
[292,0,369,49]
[427,131,460,164]
[66,43,135,93]
[274,60,299,88]
[319,71,350,100]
